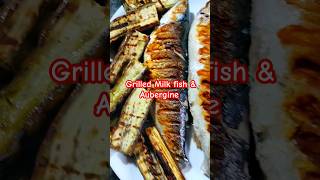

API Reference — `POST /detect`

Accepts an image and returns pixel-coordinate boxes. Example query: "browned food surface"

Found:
[196,1,211,131]
[146,127,184,180]
[134,136,167,180]
[145,22,188,166]
[110,3,159,43]
[278,0,320,179]
[212,0,251,179]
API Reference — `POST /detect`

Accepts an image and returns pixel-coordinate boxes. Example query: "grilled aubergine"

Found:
[32,84,108,179]
[135,136,167,180]
[0,0,63,72]
[123,0,178,13]
[110,3,159,43]
[110,60,146,113]
[0,0,105,160]
[144,0,189,167]
[111,88,153,155]
[188,1,210,176]
[110,31,148,85]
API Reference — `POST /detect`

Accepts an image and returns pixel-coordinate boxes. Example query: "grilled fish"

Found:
[0,0,62,71]
[188,1,210,176]
[110,60,146,112]
[146,127,185,180]
[144,0,189,167]
[110,3,159,43]
[135,136,167,180]
[31,84,108,179]
[111,88,153,155]
[110,31,148,85]
[0,0,105,160]
[123,0,178,13]
[251,0,320,179]
[212,0,251,179]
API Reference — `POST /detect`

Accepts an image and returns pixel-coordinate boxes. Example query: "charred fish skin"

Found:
[0,0,63,71]
[0,0,105,161]
[144,0,189,167]
[110,31,149,85]
[212,0,251,179]
[110,3,159,43]
[188,1,210,176]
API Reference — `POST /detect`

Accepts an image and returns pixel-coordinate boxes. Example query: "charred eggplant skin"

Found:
[110,3,159,43]
[110,31,148,85]
[0,0,105,160]
[111,88,153,155]
[0,0,64,71]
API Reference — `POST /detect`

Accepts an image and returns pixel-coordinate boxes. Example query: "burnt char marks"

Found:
[212,0,251,179]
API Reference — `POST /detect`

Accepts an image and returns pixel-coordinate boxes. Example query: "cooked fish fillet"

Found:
[0,0,62,71]
[110,31,148,85]
[134,136,167,180]
[144,0,189,167]
[123,0,178,12]
[31,84,108,179]
[212,0,251,179]
[146,127,185,180]
[110,60,146,112]
[111,88,153,155]
[110,3,159,43]
[188,1,210,176]
[0,0,105,161]
[250,0,320,179]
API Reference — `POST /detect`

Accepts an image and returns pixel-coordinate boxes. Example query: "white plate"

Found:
[110,1,209,179]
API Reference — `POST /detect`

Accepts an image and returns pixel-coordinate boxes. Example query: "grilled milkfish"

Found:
[0,0,105,160]
[32,84,108,179]
[111,88,153,155]
[110,3,159,43]
[144,0,189,167]
[0,0,62,71]
[188,1,210,176]
[250,0,320,179]
[146,127,185,180]
[212,0,251,179]
[110,31,148,85]
[135,136,167,180]
[123,0,178,13]
[110,60,146,112]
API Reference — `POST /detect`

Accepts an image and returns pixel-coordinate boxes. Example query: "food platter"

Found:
[110,0,209,179]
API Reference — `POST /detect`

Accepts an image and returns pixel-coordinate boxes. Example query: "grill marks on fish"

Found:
[145,22,188,166]
[196,3,211,128]
[277,1,320,178]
